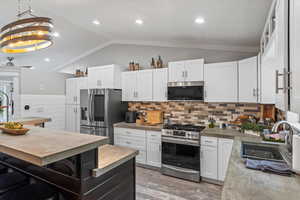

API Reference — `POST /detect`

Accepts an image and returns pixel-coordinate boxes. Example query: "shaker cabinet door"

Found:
[200,145,218,180]
[136,70,153,101]
[184,59,204,81]
[290,0,300,114]
[153,68,168,101]
[121,71,137,101]
[218,138,233,181]
[168,61,185,82]
[238,56,258,103]
[204,62,238,102]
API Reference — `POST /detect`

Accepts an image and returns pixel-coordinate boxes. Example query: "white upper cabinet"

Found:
[238,56,258,103]
[290,0,300,114]
[204,62,238,102]
[168,59,204,82]
[168,61,186,82]
[88,65,123,89]
[136,70,153,101]
[184,59,204,81]
[66,78,79,105]
[121,71,137,102]
[153,68,168,102]
[259,0,288,110]
[274,0,289,111]
[121,70,153,102]
[261,55,276,104]
[78,77,88,90]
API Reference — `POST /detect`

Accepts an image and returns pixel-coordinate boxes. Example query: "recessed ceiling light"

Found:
[52,32,60,37]
[195,17,205,24]
[44,58,50,62]
[92,20,101,25]
[135,19,144,25]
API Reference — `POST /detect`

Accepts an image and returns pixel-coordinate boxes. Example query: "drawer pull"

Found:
[204,140,213,143]
[126,141,131,145]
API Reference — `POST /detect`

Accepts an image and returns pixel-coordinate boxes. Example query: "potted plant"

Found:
[241,122,265,136]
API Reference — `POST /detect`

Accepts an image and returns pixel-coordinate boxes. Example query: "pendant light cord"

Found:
[17,0,21,18]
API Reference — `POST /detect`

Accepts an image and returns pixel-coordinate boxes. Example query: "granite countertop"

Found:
[0,126,109,166]
[202,127,247,139]
[114,122,163,131]
[0,117,51,126]
[92,144,139,177]
[219,130,300,200]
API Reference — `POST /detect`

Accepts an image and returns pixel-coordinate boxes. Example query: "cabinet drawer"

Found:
[114,135,146,151]
[114,128,146,139]
[136,150,146,164]
[201,136,218,147]
[147,131,161,142]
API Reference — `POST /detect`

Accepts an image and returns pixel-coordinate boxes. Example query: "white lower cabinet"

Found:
[218,138,234,181]
[147,131,162,167]
[114,128,161,167]
[201,137,218,180]
[201,136,233,182]
[201,145,218,180]
[65,104,80,132]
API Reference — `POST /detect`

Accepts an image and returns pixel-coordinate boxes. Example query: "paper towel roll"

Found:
[293,135,300,174]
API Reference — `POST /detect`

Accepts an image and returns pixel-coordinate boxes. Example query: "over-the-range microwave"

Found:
[167,81,204,101]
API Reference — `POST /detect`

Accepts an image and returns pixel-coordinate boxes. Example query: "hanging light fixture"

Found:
[0,0,53,54]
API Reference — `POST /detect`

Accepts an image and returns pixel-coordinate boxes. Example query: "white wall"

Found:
[20,69,72,95]
[20,95,66,130]
[19,69,71,130]
[61,43,257,73]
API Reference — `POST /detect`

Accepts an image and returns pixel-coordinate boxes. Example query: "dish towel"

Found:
[245,159,293,176]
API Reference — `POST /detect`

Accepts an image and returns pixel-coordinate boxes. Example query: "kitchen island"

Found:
[0,126,138,200]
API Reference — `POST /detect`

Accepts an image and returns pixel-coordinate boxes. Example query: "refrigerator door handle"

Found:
[91,93,95,122]
[88,92,93,123]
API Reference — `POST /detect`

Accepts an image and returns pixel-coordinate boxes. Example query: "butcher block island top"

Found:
[0,126,109,166]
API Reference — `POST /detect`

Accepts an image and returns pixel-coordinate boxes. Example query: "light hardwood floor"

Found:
[136,167,222,200]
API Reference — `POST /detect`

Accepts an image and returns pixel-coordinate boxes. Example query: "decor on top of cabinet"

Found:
[150,56,164,69]
[128,62,141,71]
[75,69,86,77]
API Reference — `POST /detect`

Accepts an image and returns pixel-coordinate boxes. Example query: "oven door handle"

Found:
[162,137,200,147]
[162,165,199,174]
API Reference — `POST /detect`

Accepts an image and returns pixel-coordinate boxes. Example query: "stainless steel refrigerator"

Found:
[80,89,127,144]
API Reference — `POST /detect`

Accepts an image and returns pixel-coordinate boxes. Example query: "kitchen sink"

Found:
[241,142,285,162]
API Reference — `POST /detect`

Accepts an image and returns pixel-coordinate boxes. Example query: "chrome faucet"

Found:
[272,121,298,152]
[0,90,9,122]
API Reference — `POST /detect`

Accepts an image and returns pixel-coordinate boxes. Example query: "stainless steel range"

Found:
[161,124,205,182]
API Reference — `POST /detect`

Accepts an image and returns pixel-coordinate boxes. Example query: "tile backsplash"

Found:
[128,102,261,126]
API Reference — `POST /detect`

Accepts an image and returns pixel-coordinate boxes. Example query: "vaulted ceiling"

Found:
[0,0,273,71]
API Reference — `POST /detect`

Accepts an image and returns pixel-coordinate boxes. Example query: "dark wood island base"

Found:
[0,149,136,200]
